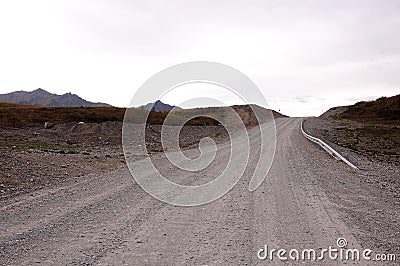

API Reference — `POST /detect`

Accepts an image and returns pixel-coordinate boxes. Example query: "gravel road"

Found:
[1,118,398,265]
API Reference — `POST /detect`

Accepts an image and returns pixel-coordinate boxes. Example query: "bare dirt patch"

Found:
[0,121,228,200]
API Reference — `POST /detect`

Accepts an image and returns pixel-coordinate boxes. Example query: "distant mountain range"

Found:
[0,88,111,107]
[140,100,182,111]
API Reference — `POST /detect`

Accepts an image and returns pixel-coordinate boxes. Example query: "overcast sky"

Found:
[0,0,399,116]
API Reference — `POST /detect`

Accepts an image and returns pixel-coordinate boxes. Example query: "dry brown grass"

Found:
[337,94,400,123]
[0,102,286,129]
[0,103,220,128]
[0,103,125,128]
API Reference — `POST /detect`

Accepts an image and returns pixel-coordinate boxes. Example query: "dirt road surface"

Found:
[1,118,398,265]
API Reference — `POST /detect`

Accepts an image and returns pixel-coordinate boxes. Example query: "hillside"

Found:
[170,104,286,127]
[322,94,400,122]
[306,94,400,164]
[0,103,222,128]
[0,102,286,128]
[0,103,124,128]
[0,88,111,107]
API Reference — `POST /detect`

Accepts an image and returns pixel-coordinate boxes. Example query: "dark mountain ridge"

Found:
[0,88,111,107]
[140,100,182,111]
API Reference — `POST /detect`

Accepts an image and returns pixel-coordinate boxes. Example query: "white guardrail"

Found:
[300,120,358,170]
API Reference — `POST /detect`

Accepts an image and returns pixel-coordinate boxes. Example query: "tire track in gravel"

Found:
[1,121,250,265]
